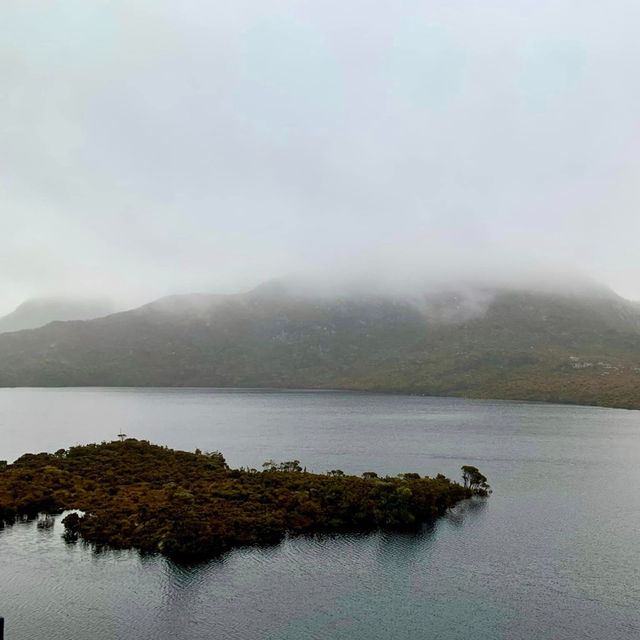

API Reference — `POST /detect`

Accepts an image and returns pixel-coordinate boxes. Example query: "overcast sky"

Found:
[2,0,640,314]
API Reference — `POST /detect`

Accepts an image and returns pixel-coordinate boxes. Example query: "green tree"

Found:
[461,465,490,495]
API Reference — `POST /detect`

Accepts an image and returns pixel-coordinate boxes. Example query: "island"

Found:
[0,439,489,561]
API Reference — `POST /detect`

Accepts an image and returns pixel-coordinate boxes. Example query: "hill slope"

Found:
[1,283,640,408]
[0,297,115,333]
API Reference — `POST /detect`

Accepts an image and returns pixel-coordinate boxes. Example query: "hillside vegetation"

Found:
[1,282,640,408]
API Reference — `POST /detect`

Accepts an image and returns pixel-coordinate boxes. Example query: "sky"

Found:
[2,0,640,314]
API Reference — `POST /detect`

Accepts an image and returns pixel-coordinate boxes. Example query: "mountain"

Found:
[1,282,640,409]
[0,298,115,334]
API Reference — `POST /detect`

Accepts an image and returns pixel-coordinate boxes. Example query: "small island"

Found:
[0,439,489,561]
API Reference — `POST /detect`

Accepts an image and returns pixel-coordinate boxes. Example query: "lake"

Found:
[1,388,639,639]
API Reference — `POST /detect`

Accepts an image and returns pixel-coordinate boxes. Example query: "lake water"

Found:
[1,388,639,639]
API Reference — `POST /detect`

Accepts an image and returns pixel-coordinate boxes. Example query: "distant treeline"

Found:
[0,439,488,561]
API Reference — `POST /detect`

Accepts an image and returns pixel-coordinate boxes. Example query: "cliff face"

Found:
[1,283,639,409]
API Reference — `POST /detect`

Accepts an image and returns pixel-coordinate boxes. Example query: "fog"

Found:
[2,1,640,315]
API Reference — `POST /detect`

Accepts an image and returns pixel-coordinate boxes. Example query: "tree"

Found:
[461,466,490,495]
[278,460,302,473]
[204,450,229,469]
[262,460,302,472]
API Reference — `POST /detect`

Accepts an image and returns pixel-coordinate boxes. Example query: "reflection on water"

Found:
[0,499,488,640]
[444,495,489,527]
[1,389,640,639]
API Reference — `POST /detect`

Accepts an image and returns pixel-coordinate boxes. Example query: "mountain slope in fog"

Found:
[1,282,640,408]
[0,298,115,333]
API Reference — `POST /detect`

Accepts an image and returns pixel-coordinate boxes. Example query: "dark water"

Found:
[1,388,639,639]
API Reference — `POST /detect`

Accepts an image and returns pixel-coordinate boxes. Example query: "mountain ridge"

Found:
[0,297,115,334]
[1,282,640,409]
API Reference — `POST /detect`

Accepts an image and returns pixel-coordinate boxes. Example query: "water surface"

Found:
[1,388,639,639]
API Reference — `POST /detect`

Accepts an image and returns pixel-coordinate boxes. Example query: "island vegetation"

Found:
[0,439,489,561]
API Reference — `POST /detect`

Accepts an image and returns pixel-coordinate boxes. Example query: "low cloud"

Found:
[2,1,640,314]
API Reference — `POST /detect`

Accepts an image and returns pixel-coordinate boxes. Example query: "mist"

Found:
[3,0,640,316]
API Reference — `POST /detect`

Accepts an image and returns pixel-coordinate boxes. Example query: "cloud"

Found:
[2,0,640,314]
